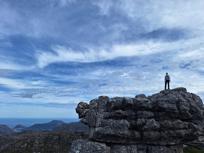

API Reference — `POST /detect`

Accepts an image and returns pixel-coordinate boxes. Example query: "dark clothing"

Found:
[165,80,170,90]
[164,73,170,90]
[165,75,170,82]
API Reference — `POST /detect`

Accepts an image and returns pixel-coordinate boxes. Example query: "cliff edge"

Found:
[70,87,204,153]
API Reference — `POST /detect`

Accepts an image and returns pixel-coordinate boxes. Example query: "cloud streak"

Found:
[36,40,185,68]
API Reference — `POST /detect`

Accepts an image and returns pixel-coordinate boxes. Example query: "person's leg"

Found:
[168,81,170,89]
[167,81,170,89]
[165,81,167,90]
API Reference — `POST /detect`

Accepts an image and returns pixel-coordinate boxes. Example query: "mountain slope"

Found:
[54,122,88,133]
[24,120,65,132]
[0,124,13,135]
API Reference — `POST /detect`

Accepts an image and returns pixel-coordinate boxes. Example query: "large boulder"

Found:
[72,87,204,153]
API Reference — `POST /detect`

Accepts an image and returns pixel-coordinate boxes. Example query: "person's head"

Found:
[166,72,168,75]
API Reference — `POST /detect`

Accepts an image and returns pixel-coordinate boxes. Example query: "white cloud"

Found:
[117,0,204,31]
[93,0,113,15]
[0,77,29,89]
[177,48,204,60]
[171,71,204,94]
[170,37,204,72]
[59,0,76,6]
[0,78,46,90]
[36,40,184,68]
[0,62,34,71]
[0,1,25,36]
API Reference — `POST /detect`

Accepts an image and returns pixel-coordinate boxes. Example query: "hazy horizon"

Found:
[0,117,78,128]
[0,0,204,118]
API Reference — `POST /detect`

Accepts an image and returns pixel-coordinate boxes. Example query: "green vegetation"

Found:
[184,146,204,153]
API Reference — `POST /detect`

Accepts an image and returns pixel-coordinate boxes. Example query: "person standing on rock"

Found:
[165,73,170,90]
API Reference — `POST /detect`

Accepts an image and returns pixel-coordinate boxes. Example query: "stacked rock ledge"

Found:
[70,87,204,153]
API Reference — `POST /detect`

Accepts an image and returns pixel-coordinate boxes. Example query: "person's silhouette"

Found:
[165,73,170,90]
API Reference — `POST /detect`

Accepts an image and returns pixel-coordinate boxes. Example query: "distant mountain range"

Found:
[0,120,88,153]
[0,124,14,135]
[13,124,27,132]
[24,120,65,132]
[0,120,88,134]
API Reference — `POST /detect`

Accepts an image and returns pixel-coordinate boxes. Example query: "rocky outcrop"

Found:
[71,87,204,153]
[71,139,183,153]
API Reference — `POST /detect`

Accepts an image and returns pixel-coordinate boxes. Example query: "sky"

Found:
[0,0,204,118]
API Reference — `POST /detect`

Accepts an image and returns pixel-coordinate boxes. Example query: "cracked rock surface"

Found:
[71,87,204,153]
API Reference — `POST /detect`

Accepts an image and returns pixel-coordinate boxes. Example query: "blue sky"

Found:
[0,0,204,118]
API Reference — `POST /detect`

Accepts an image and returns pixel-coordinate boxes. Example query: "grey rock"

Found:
[143,119,160,130]
[135,94,146,99]
[137,111,154,119]
[70,140,110,153]
[76,102,89,119]
[111,145,138,153]
[143,131,161,141]
[72,87,204,153]
[71,141,183,153]
[160,120,188,130]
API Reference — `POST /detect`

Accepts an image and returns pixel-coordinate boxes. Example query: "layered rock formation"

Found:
[70,88,204,153]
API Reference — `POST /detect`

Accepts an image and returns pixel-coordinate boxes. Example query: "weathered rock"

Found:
[72,87,204,153]
[76,102,89,118]
[111,144,183,153]
[70,140,110,153]
[71,140,183,153]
